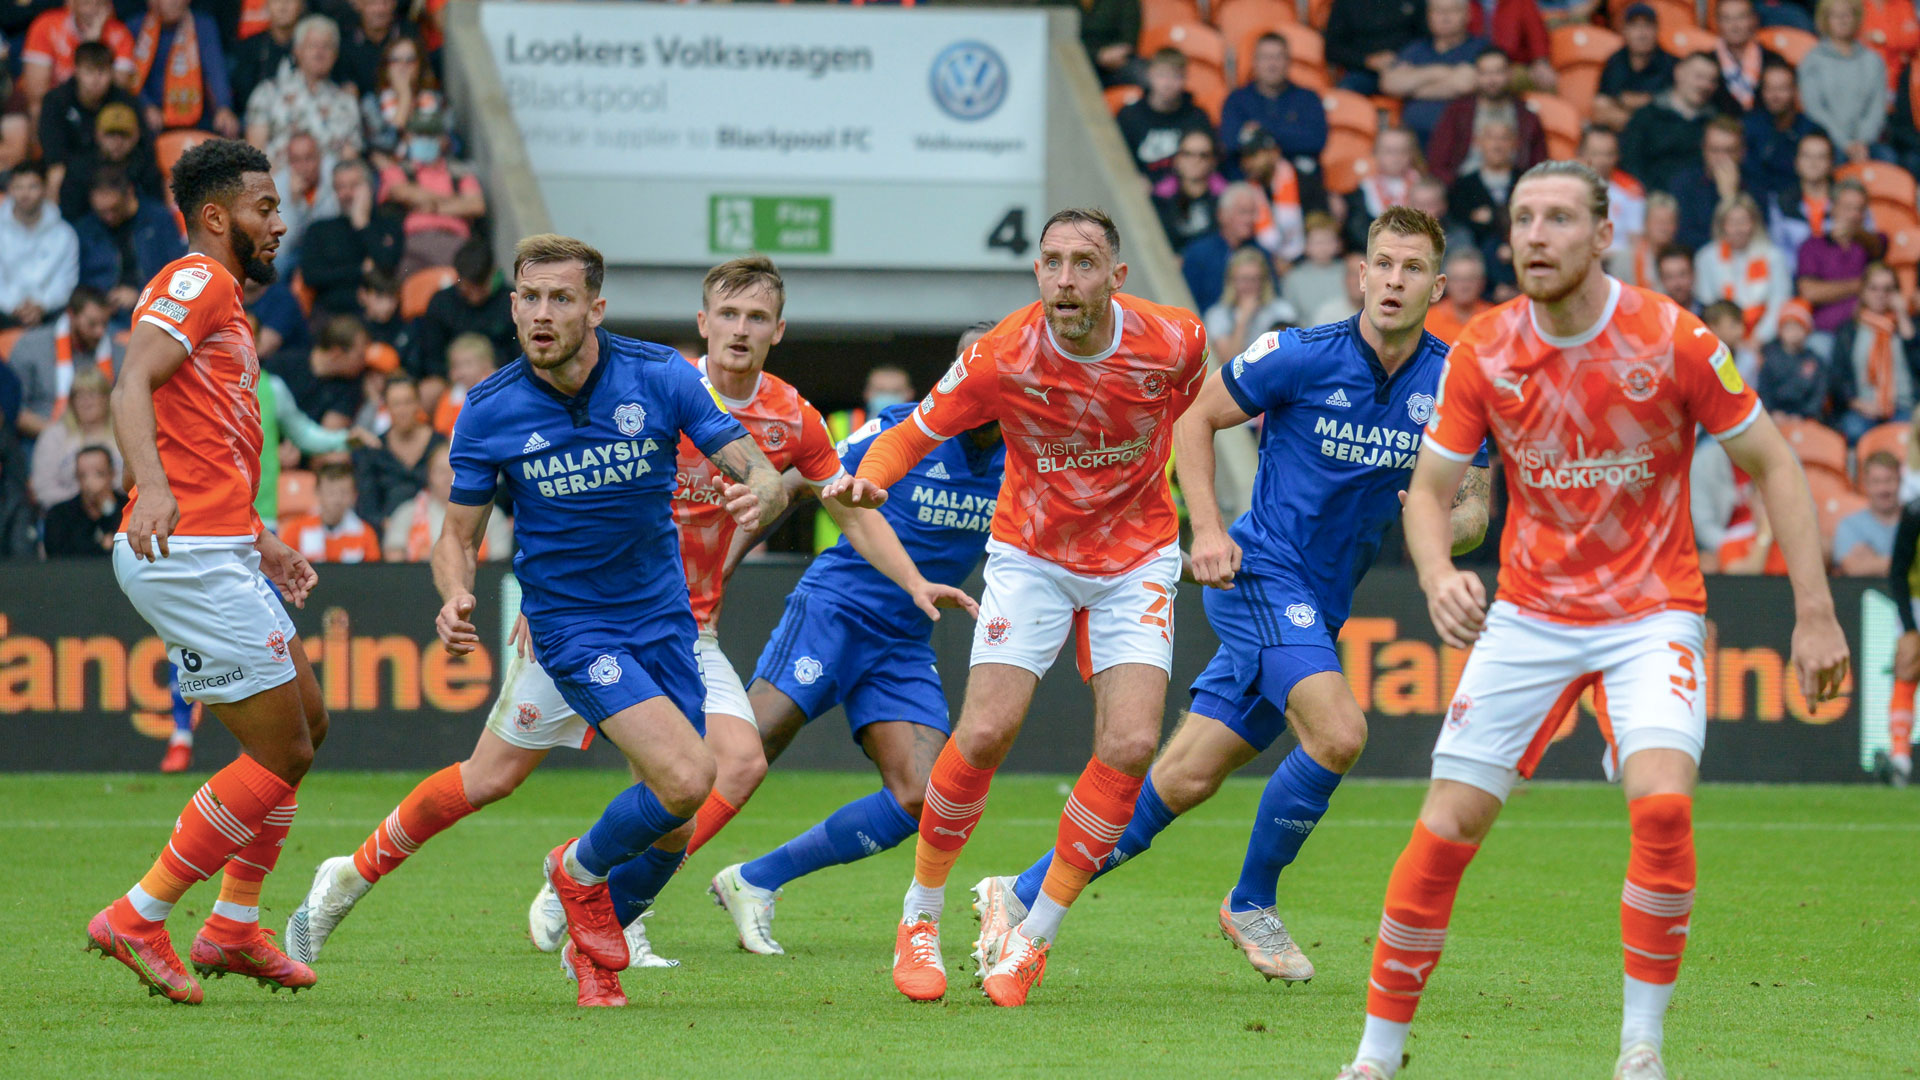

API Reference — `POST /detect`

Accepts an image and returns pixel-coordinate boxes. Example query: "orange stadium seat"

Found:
[1557,65,1603,117]
[1874,202,1920,234]
[1550,24,1624,68]
[1140,22,1228,71]
[1263,23,1326,88]
[1104,84,1143,114]
[1187,63,1230,123]
[1662,25,1719,57]
[1369,94,1403,127]
[1322,88,1379,138]
[1323,151,1372,195]
[155,129,216,183]
[402,265,457,320]
[1142,0,1203,31]
[1855,422,1912,485]
[1526,93,1583,160]
[1308,0,1332,29]
[1777,416,1849,476]
[278,469,318,521]
[1213,0,1296,43]
[1757,25,1818,66]
[0,326,23,362]
[1886,227,1920,270]
[1837,162,1920,228]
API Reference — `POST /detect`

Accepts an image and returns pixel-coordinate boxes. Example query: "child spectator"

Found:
[431,331,494,436]
[357,265,413,359]
[282,462,382,562]
[1704,298,1762,385]
[1756,298,1831,418]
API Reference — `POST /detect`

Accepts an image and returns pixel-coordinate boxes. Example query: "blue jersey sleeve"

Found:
[1219,330,1301,418]
[669,360,750,456]
[838,406,907,472]
[447,407,498,507]
[1473,440,1491,468]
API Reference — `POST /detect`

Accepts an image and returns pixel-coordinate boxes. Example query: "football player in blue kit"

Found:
[974,207,1492,985]
[704,322,1006,956]
[430,234,786,1004]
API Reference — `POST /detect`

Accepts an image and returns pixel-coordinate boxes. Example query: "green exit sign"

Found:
[709,195,832,255]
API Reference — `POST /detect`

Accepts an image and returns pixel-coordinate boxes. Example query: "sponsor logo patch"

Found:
[150,297,191,323]
[167,266,211,301]
[1710,343,1745,394]
[936,359,968,394]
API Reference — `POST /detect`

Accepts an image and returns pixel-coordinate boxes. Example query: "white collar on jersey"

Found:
[697,354,762,409]
[1044,299,1125,364]
[1528,275,1622,350]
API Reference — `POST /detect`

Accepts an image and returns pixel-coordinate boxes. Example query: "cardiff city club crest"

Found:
[794,656,823,685]
[1406,393,1435,425]
[613,402,646,436]
[589,654,622,685]
[1285,603,1316,628]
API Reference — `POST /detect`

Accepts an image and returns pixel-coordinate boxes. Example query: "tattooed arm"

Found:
[706,434,788,533]
[1450,466,1492,556]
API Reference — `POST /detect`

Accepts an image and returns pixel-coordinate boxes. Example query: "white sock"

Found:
[563,840,607,886]
[211,899,259,923]
[1019,891,1069,943]
[1355,1014,1410,1076]
[1894,753,1913,772]
[1622,975,1676,1052]
[168,729,193,748]
[902,880,944,923]
[125,884,174,922]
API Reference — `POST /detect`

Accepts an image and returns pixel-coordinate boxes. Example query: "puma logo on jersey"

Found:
[1383,958,1435,984]
[1023,386,1052,404]
[925,461,952,480]
[1493,374,1529,399]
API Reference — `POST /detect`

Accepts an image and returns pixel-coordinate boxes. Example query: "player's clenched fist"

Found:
[438,592,481,655]
[1422,568,1488,649]
[822,475,888,509]
[1188,529,1242,589]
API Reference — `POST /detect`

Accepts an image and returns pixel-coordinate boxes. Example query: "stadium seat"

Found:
[1550,24,1624,68]
[1307,0,1331,29]
[1186,63,1230,123]
[1757,25,1817,65]
[1141,0,1203,31]
[278,469,318,520]
[1776,416,1848,476]
[1836,162,1920,230]
[1323,150,1371,195]
[402,265,457,320]
[1104,84,1143,115]
[1806,467,1867,551]
[1874,202,1920,234]
[1661,26,1719,57]
[1273,23,1325,77]
[1640,0,1700,31]
[1140,22,1228,71]
[1525,93,1582,161]
[155,130,216,183]
[1212,0,1296,44]
[1369,94,1402,127]
[0,326,23,362]
[1322,88,1379,139]
[1854,422,1911,486]
[1885,227,1920,270]
[1556,65,1603,118]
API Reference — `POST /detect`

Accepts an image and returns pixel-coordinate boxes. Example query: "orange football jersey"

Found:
[910,294,1209,576]
[120,253,266,540]
[673,359,843,629]
[1425,279,1762,624]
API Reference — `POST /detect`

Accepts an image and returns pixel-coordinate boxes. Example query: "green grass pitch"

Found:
[2,770,1914,1078]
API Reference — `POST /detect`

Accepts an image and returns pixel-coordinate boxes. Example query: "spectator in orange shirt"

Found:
[1861,0,1920,94]
[1423,248,1490,347]
[430,331,494,436]
[282,462,382,563]
[21,0,136,111]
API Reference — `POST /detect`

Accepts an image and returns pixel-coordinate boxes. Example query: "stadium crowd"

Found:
[0,0,512,564]
[0,0,1914,580]
[1101,0,1920,579]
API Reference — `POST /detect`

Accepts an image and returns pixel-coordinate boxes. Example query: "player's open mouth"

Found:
[1378,298,1401,314]
[725,342,751,356]
[528,330,555,346]
[1524,258,1555,273]
[1053,301,1082,316]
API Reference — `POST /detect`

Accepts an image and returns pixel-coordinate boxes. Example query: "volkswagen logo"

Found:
[930,41,1008,121]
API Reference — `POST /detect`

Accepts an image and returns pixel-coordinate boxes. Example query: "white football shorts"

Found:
[113,539,300,705]
[970,540,1182,679]
[485,628,754,750]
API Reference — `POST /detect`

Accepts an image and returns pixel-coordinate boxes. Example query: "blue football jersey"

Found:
[1219,316,1487,631]
[795,403,1004,637]
[447,328,747,625]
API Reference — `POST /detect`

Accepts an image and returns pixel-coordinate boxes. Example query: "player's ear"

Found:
[1432,271,1448,305]
[1111,260,1128,292]
[771,317,786,347]
[695,308,709,340]
[587,294,606,328]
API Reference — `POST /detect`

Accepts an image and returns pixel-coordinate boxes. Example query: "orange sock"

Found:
[1365,821,1480,1024]
[124,754,293,926]
[352,764,476,883]
[1622,794,1694,985]
[1891,679,1914,762]
[913,740,995,888]
[211,790,299,928]
[1039,756,1143,907]
[682,790,741,859]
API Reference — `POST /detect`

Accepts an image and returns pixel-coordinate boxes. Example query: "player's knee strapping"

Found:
[1040,756,1143,907]
[1622,793,1695,985]
[914,741,995,888]
[353,764,476,883]
[1231,747,1343,911]
[1366,822,1480,1024]
[682,790,741,859]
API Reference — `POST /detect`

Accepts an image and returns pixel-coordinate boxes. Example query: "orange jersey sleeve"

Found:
[915,340,1003,439]
[135,261,239,354]
[1424,339,1492,461]
[791,397,847,486]
[1671,309,1763,439]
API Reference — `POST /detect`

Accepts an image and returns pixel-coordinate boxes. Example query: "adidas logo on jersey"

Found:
[1325,388,1352,408]
[523,432,551,453]
[925,461,952,480]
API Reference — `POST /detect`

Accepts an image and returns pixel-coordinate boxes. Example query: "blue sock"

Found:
[607,844,682,924]
[575,783,689,877]
[169,667,193,736]
[1229,747,1343,912]
[739,789,917,891]
[1013,774,1177,910]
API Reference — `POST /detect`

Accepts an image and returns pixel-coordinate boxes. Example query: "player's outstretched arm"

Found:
[432,499,492,655]
[824,419,947,508]
[1448,466,1493,556]
[721,467,814,581]
[820,494,979,621]
[1172,370,1253,589]
[111,322,193,561]
[1721,412,1851,701]
[1405,446,1486,649]
[707,434,787,533]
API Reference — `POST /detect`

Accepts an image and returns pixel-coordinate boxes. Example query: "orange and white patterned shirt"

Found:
[673,358,844,630]
[283,510,382,563]
[1425,278,1763,624]
[120,253,265,542]
[910,294,1210,576]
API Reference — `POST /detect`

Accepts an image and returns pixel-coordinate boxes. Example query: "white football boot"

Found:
[1614,1041,1667,1080]
[285,855,372,965]
[1334,1061,1395,1079]
[1218,894,1316,983]
[969,876,1027,975]
[529,879,566,953]
[708,864,783,955]
[622,910,679,969]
